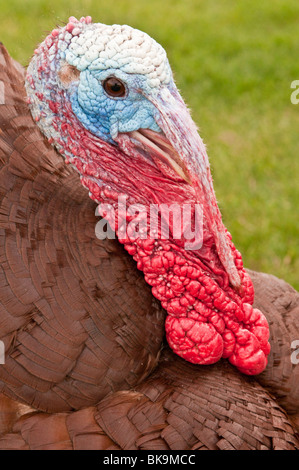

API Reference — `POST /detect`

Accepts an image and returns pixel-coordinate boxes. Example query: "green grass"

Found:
[1,0,298,289]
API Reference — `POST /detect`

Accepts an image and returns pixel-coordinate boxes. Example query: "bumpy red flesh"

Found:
[121,236,270,375]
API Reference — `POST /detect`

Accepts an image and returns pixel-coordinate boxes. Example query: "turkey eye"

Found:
[103,77,126,98]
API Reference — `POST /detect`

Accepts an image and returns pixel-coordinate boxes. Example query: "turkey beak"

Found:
[148,85,213,192]
[127,128,191,184]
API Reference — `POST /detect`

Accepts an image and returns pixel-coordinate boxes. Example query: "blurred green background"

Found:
[0,0,298,289]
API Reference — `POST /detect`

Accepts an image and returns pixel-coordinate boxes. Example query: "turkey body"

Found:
[0,43,298,450]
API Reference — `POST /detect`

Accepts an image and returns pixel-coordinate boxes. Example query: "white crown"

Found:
[65,23,172,88]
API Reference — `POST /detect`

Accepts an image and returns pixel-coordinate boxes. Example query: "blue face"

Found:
[69,68,162,143]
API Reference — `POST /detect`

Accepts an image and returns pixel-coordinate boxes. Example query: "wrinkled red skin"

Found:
[122,237,270,375]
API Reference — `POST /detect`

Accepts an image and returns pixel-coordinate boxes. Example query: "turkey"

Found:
[0,17,298,450]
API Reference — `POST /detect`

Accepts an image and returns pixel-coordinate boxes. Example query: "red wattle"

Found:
[120,236,270,376]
